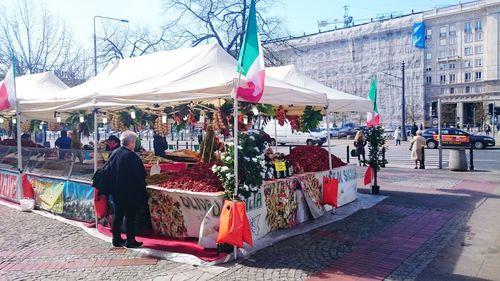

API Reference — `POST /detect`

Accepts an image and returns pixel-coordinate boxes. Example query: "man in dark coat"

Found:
[107,130,147,248]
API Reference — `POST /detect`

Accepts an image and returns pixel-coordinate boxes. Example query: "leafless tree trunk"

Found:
[0,0,88,85]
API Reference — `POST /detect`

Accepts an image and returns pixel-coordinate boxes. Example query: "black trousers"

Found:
[112,201,137,242]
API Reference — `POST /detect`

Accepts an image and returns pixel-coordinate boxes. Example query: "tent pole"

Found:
[326,107,333,171]
[274,118,278,152]
[93,109,98,173]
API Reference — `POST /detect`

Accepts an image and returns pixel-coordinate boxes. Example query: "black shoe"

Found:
[126,240,143,248]
[414,166,418,169]
[112,238,126,247]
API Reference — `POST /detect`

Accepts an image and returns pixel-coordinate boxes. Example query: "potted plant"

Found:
[365,126,387,194]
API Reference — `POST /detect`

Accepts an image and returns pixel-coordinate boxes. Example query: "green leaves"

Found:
[300,106,322,132]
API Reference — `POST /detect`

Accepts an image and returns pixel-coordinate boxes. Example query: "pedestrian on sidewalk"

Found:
[485,124,491,136]
[394,127,402,146]
[410,130,426,169]
[107,130,148,248]
[354,130,367,166]
[411,122,418,137]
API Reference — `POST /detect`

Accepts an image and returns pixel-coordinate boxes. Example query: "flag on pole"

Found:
[236,0,265,103]
[0,63,16,111]
[366,78,380,127]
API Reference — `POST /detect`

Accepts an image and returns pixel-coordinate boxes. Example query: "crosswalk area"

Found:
[384,148,450,168]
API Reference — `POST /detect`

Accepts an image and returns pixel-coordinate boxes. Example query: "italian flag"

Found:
[236,0,265,103]
[366,78,380,127]
[0,63,16,111]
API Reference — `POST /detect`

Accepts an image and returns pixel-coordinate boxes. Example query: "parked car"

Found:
[264,121,325,146]
[337,127,359,139]
[422,128,495,149]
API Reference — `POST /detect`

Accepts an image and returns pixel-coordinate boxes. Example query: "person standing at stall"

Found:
[353,130,367,166]
[153,131,168,158]
[55,130,72,160]
[105,135,121,151]
[107,130,147,248]
[411,122,418,137]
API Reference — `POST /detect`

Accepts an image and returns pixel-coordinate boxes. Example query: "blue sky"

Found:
[3,0,460,48]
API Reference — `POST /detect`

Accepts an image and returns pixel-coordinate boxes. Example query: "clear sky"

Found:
[3,0,461,49]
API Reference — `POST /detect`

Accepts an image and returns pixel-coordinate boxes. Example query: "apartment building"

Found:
[272,0,500,128]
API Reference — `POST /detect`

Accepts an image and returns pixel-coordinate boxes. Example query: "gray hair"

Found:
[120,130,137,147]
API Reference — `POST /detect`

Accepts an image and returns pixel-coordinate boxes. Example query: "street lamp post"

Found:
[93,16,129,76]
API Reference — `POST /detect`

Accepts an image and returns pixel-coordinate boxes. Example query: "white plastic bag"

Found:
[20,199,35,212]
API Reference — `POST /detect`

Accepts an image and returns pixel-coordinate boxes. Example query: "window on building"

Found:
[439,63,446,70]
[475,19,482,31]
[449,73,456,83]
[464,34,473,43]
[475,58,482,67]
[464,47,473,55]
[440,75,446,84]
[450,87,455,94]
[426,65,432,72]
[449,37,456,45]
[476,32,483,41]
[426,76,432,85]
[427,42,433,48]
[449,63,456,69]
[475,45,483,54]
[474,85,481,93]
[426,29,432,39]
[464,22,472,33]
[426,53,432,60]
[465,86,471,93]
[464,60,472,68]
[439,26,447,37]
[449,49,457,56]
[439,50,447,58]
[449,25,456,36]
[440,38,447,46]
[465,72,472,82]
[440,88,446,95]
[475,71,482,81]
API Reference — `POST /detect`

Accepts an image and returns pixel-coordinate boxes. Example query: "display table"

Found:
[0,164,358,250]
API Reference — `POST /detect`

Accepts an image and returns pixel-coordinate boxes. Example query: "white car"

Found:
[263,121,324,146]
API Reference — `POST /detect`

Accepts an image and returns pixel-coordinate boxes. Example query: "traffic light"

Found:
[430,102,437,118]
[495,106,500,116]
[488,103,494,115]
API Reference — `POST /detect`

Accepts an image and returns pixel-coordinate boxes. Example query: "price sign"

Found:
[274,161,286,172]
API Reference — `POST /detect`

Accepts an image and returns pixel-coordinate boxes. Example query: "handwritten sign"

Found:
[274,161,286,172]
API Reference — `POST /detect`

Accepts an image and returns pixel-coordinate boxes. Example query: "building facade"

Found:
[424,0,500,129]
[272,0,500,129]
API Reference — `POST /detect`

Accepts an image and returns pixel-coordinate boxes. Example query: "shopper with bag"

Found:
[353,130,367,166]
[410,130,426,169]
[107,130,148,248]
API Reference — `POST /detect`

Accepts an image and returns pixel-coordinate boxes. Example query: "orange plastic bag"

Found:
[235,201,253,247]
[364,165,373,186]
[93,189,108,219]
[21,174,35,199]
[321,177,339,207]
[217,200,243,248]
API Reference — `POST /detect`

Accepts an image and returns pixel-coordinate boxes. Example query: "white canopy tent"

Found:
[23,43,327,115]
[266,65,373,112]
[12,72,69,121]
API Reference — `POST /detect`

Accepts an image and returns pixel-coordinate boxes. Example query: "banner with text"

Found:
[0,170,19,202]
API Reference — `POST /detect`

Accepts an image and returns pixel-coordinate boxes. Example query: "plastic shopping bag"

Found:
[321,177,339,207]
[216,200,243,248]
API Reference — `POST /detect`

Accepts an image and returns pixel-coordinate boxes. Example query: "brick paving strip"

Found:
[0,247,158,273]
[307,205,454,281]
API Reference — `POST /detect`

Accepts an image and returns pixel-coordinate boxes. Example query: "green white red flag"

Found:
[366,78,379,127]
[236,0,265,103]
[0,64,16,111]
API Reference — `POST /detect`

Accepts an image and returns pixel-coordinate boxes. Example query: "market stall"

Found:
[1,42,374,262]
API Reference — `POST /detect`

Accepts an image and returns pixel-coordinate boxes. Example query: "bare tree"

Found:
[0,0,88,84]
[95,25,170,71]
[161,0,289,63]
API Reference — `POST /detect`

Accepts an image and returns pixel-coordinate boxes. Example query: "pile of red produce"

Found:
[157,163,224,193]
[0,139,43,148]
[285,146,346,173]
